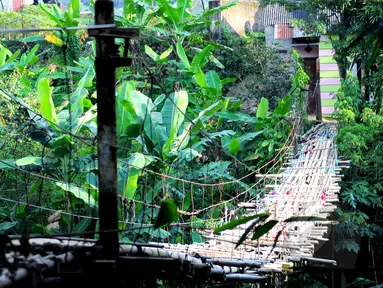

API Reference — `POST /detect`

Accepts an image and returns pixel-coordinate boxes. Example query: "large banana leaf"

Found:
[37,79,59,126]
[157,0,181,28]
[68,0,81,19]
[161,91,189,158]
[123,89,166,153]
[56,182,97,208]
[176,0,192,23]
[172,101,223,152]
[126,90,156,122]
[144,112,168,153]
[194,66,206,87]
[68,66,95,133]
[256,97,269,119]
[176,41,191,69]
[215,111,258,123]
[119,153,153,199]
[273,95,292,116]
[117,82,137,137]
[75,104,97,135]
[205,70,222,98]
[0,45,12,66]
[145,45,173,64]
[39,4,64,27]
[123,0,134,19]
[191,45,214,72]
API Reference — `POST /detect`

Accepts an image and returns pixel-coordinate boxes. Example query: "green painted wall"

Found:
[320,56,337,64]
[321,99,337,107]
[321,85,341,92]
[321,70,340,78]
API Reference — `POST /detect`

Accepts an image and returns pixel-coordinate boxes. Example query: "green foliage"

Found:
[218,28,296,111]
[154,199,179,229]
[214,212,328,249]
[213,213,270,234]
[37,78,58,125]
[0,6,55,39]
[333,66,383,263]
[0,0,311,249]
[333,74,364,120]
[256,98,269,119]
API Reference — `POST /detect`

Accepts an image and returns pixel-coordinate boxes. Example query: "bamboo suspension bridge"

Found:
[0,122,347,287]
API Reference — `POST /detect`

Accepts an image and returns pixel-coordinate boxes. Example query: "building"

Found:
[194,0,347,116]
[1,0,33,12]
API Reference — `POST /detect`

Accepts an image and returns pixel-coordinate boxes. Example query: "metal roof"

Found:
[259,4,312,26]
[257,3,338,28]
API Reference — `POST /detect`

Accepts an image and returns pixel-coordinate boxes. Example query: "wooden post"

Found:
[209,0,221,40]
[95,0,119,260]
[316,58,322,121]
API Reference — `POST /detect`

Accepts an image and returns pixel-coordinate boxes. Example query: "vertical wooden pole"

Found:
[95,0,119,259]
[209,0,221,40]
[316,58,322,121]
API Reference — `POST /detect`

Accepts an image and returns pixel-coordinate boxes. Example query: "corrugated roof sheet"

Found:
[259,4,311,26]
[258,4,338,28]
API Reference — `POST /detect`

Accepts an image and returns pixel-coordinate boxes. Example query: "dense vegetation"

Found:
[0,0,307,244]
[1,0,383,286]
[260,0,383,285]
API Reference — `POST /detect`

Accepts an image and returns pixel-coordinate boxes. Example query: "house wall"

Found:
[292,45,319,58]
[319,36,340,115]
[13,0,24,11]
[3,0,13,11]
[221,0,259,35]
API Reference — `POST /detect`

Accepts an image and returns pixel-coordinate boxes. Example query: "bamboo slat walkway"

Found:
[160,123,343,272]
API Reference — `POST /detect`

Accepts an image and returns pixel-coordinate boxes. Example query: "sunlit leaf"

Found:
[121,153,153,199]
[191,44,214,72]
[176,41,191,69]
[162,91,189,158]
[144,45,160,62]
[273,95,292,116]
[56,182,97,208]
[15,156,57,166]
[38,78,59,125]
[256,97,269,119]
[45,34,64,47]
[229,139,240,156]
[205,70,222,97]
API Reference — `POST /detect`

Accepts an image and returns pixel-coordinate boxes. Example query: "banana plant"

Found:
[22,0,84,65]
[0,44,21,72]
[0,62,98,215]
[113,81,224,202]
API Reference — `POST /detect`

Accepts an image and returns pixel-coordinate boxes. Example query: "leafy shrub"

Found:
[0,6,55,40]
[334,72,383,260]
[216,28,296,112]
